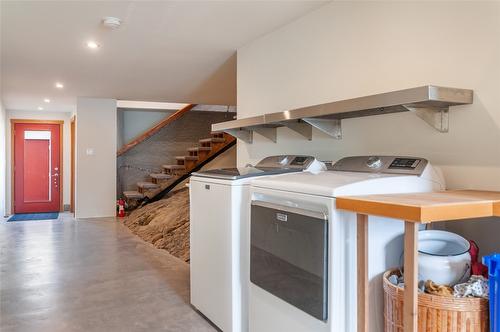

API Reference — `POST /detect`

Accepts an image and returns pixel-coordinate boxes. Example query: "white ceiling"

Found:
[1,1,327,113]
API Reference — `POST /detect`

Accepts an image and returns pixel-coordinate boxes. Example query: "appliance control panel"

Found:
[255,155,317,169]
[388,158,421,169]
[331,156,428,175]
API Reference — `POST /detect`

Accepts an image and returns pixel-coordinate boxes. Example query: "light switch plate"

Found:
[86,148,94,156]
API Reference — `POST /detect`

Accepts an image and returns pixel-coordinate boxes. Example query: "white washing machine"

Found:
[190,155,326,332]
[248,156,445,332]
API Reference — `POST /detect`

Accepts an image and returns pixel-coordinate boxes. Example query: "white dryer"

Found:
[190,155,326,332]
[248,156,445,332]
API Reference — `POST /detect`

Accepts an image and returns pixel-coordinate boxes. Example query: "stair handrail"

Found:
[117,103,196,156]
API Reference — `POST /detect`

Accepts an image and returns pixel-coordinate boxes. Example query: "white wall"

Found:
[237,2,500,252]
[75,98,117,218]
[5,110,72,215]
[0,102,6,216]
[117,109,173,148]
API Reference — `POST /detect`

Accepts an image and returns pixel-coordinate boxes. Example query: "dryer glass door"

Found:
[250,201,328,321]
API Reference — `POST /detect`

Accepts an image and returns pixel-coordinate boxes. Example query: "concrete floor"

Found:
[0,213,216,332]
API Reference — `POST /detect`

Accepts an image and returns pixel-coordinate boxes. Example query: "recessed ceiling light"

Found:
[44,98,51,103]
[38,106,44,111]
[102,16,121,29]
[87,41,99,49]
[55,82,64,89]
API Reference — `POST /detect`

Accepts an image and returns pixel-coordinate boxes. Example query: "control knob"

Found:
[366,156,383,169]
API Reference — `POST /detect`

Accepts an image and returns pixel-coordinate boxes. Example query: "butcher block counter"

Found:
[336,190,500,332]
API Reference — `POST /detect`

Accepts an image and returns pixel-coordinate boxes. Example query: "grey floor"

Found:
[0,213,216,332]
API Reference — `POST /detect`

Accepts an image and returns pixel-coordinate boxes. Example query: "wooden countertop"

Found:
[336,190,500,223]
[338,190,500,332]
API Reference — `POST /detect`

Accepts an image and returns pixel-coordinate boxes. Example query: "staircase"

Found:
[123,132,235,204]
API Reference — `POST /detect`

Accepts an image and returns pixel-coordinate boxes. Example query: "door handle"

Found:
[52,173,59,188]
[252,200,328,221]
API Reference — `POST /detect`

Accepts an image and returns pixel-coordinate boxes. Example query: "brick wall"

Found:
[117,110,236,196]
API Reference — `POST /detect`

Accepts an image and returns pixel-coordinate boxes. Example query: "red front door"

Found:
[14,123,61,213]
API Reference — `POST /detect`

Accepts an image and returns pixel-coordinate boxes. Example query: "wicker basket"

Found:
[383,269,489,332]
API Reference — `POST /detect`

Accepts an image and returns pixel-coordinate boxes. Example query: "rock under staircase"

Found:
[123,132,234,204]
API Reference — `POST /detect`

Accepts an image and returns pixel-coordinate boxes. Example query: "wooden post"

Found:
[357,214,369,332]
[403,222,419,332]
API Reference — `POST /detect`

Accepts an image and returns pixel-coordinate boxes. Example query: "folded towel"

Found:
[425,280,454,297]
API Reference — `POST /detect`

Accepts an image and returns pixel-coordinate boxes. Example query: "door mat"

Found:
[7,212,59,222]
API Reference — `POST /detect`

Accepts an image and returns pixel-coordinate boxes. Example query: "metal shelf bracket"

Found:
[403,106,449,133]
[302,118,342,139]
[253,127,277,143]
[282,121,313,140]
[225,129,253,143]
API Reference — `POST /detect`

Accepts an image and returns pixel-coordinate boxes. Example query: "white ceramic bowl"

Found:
[418,230,471,286]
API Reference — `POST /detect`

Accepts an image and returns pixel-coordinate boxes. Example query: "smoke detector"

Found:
[102,17,121,29]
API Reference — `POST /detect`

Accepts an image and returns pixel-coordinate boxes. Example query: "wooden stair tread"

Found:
[123,191,144,199]
[137,182,160,189]
[162,164,186,170]
[199,137,225,143]
[188,147,211,152]
[150,173,172,179]
[176,156,199,161]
